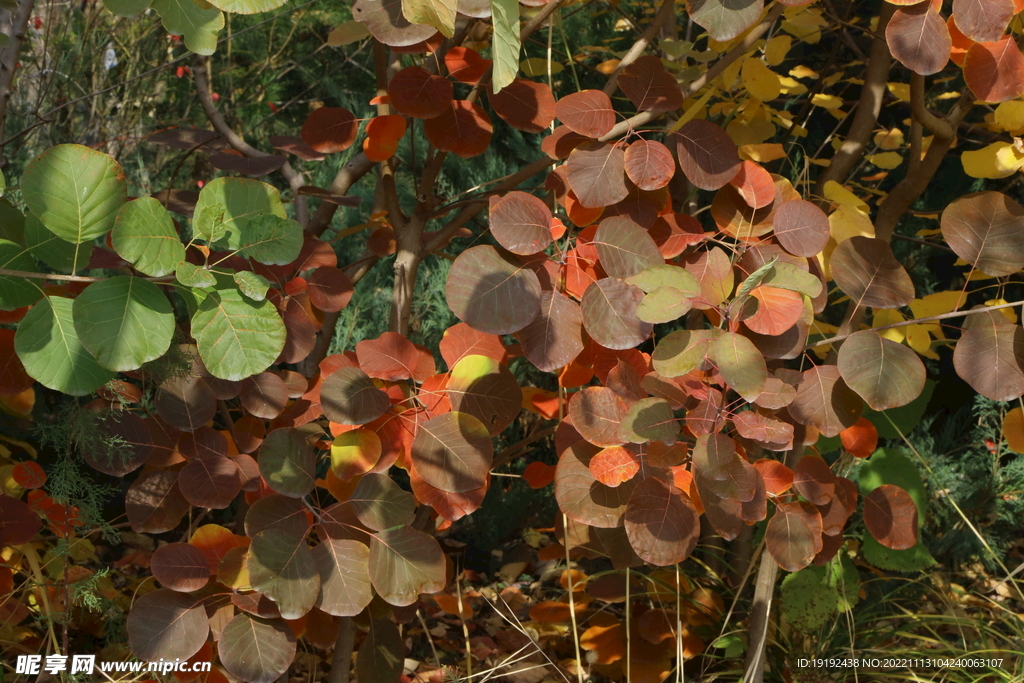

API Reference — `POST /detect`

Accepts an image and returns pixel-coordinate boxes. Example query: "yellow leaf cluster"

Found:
[874,291,967,359]
[873,127,904,150]
[994,101,1024,133]
[887,82,911,102]
[781,6,827,44]
[829,204,875,242]
[521,57,564,76]
[961,141,1024,179]
[765,35,792,66]
[984,298,1017,324]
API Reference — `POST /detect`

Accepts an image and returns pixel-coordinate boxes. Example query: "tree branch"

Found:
[308,153,376,238]
[597,3,784,143]
[910,73,953,139]
[805,299,1024,350]
[193,57,309,227]
[602,0,675,95]
[812,3,896,199]
[0,0,35,167]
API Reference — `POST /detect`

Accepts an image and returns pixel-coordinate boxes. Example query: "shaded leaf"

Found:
[219,613,296,683]
[864,484,918,550]
[940,191,1024,277]
[624,477,699,566]
[446,245,541,334]
[886,4,951,75]
[555,90,616,138]
[837,330,926,410]
[593,216,663,279]
[673,119,741,191]
[321,366,391,425]
[151,543,211,592]
[314,539,373,617]
[953,319,1024,401]
[518,291,584,372]
[581,279,653,350]
[126,589,209,662]
[489,191,553,256]
[248,527,320,619]
[830,236,915,309]
[411,411,492,493]
[567,142,629,209]
[788,365,863,437]
[369,526,446,605]
[423,100,493,158]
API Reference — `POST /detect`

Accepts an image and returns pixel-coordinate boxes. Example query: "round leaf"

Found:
[151,542,211,592]
[624,477,699,566]
[837,330,926,410]
[259,427,317,498]
[411,411,492,493]
[219,613,296,683]
[314,539,373,617]
[489,191,553,256]
[21,144,127,243]
[830,236,915,309]
[368,526,446,605]
[73,277,174,372]
[126,588,209,662]
[446,245,541,334]
[112,197,186,276]
[192,288,286,381]
[15,296,114,396]
[940,191,1024,277]
[247,527,320,619]
[864,484,919,550]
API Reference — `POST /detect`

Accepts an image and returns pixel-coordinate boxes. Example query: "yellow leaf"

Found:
[906,325,938,359]
[327,21,370,46]
[765,35,792,66]
[781,9,826,43]
[994,101,1024,132]
[873,127,904,150]
[961,142,1024,179]
[520,57,564,76]
[887,82,911,102]
[778,77,808,95]
[909,290,967,319]
[873,308,906,343]
[738,143,786,162]
[1003,407,1024,453]
[829,204,875,242]
[330,429,382,480]
[789,65,819,79]
[916,227,942,237]
[401,0,457,38]
[824,180,869,211]
[596,59,620,74]
[659,39,691,59]
[867,151,903,169]
[807,157,831,166]
[811,93,843,109]
[985,298,1017,324]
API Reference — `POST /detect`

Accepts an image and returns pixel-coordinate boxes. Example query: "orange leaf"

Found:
[433,592,473,618]
[363,115,406,162]
[1003,406,1024,454]
[752,458,794,495]
[529,600,572,623]
[580,622,625,664]
[744,286,804,336]
[589,445,640,487]
[839,417,878,458]
[728,160,774,209]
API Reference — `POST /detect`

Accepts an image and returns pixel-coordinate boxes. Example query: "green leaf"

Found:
[233,270,271,301]
[206,0,288,13]
[20,144,127,244]
[219,613,295,683]
[837,330,926,411]
[193,178,286,251]
[713,331,766,402]
[827,554,860,612]
[112,197,186,277]
[626,264,701,296]
[736,256,778,300]
[780,567,838,632]
[246,528,320,619]
[636,287,691,324]
[369,527,446,606]
[192,288,286,381]
[618,397,679,444]
[402,0,457,38]
[0,239,43,310]
[349,473,416,531]
[356,618,405,683]
[14,296,114,395]
[0,168,6,196]
[24,212,93,273]
[72,277,175,372]
[759,262,822,298]
[489,0,520,93]
[151,0,225,56]
[651,328,718,377]
[235,214,303,265]
[175,261,216,289]
[0,198,26,244]
[103,0,151,16]
[258,427,317,498]
[193,202,228,245]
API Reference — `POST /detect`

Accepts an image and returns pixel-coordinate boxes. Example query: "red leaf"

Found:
[792,454,836,506]
[356,332,420,381]
[489,191,553,255]
[886,3,951,75]
[649,213,704,258]
[623,140,675,191]
[151,542,211,592]
[569,386,629,447]
[0,329,33,396]
[423,101,493,158]
[445,47,491,84]
[673,119,741,190]
[488,78,556,133]
[301,107,357,153]
[566,141,629,209]
[388,66,453,119]
[772,199,830,257]
[542,126,590,160]
[307,266,354,312]
[618,55,684,114]
[964,36,1024,102]
[952,0,1014,43]
[744,286,804,336]
[439,323,506,368]
[523,461,556,489]
[555,90,616,138]
[12,461,46,489]
[864,484,919,550]
[752,459,794,495]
